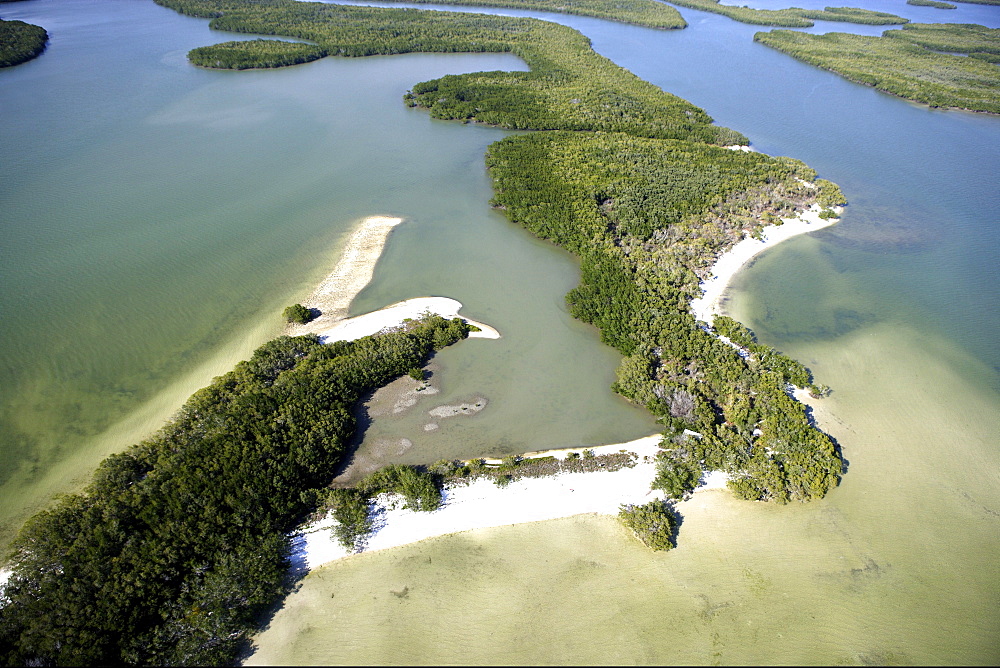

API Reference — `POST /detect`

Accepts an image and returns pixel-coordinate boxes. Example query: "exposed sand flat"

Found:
[317,296,500,343]
[286,215,405,337]
[690,203,841,325]
[290,436,729,572]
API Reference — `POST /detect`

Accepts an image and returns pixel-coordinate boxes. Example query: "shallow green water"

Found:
[2,0,999,664]
[0,0,655,548]
[249,324,1000,665]
[246,2,1000,665]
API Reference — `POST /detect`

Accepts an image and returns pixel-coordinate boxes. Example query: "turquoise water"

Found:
[3,0,999,663]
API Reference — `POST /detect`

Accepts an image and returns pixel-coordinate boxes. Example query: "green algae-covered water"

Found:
[3,0,999,664]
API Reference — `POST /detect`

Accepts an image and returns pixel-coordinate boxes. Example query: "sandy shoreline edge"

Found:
[690,203,841,324]
[287,216,500,342]
[288,202,839,573]
[291,436,729,572]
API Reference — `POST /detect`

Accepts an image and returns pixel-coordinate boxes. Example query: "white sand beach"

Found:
[286,215,405,337]
[290,436,729,572]
[287,215,500,342]
[317,296,500,343]
[690,203,841,325]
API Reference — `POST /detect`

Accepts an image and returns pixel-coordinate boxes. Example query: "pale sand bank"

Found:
[286,215,404,337]
[690,204,841,325]
[291,436,729,572]
[317,296,500,343]
[285,215,499,342]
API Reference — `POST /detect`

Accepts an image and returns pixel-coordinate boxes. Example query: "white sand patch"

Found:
[317,296,500,343]
[699,470,730,490]
[285,216,500,342]
[513,434,662,463]
[290,435,728,571]
[690,204,841,325]
[287,215,404,337]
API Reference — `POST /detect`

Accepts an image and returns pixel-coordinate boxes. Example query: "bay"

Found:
[2,0,998,663]
[245,1,1000,665]
[0,0,656,549]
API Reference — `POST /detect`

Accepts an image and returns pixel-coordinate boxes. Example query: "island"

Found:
[0,0,851,664]
[0,17,47,68]
[755,23,1000,114]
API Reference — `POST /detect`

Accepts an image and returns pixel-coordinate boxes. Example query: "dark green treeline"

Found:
[0,317,472,665]
[0,18,47,67]
[755,23,1000,113]
[0,1,849,664]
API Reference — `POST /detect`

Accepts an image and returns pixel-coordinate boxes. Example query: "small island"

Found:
[0,17,47,68]
[755,23,1000,114]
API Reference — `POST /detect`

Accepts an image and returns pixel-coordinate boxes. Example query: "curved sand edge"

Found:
[291,435,729,572]
[690,203,841,325]
[285,215,499,342]
[286,215,405,337]
[317,296,500,343]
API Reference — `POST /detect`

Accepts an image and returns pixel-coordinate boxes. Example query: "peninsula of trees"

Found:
[2,0,850,664]
[353,0,690,29]
[152,0,845,503]
[660,0,907,28]
[0,17,47,68]
[0,317,474,665]
[755,23,1000,113]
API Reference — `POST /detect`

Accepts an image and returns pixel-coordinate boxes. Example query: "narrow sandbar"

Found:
[286,215,404,337]
[286,216,499,341]
[290,435,728,572]
[690,203,841,325]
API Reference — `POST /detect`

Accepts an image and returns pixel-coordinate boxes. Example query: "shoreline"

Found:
[285,215,405,337]
[287,216,500,342]
[290,435,729,572]
[689,203,841,325]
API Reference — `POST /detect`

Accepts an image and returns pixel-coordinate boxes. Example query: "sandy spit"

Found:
[290,436,729,572]
[284,215,499,342]
[286,216,404,337]
[690,204,841,325]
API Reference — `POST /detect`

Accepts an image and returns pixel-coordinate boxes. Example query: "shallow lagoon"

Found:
[2,0,999,663]
[247,2,1000,664]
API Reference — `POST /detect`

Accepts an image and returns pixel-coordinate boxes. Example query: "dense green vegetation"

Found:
[160,0,843,504]
[321,464,442,550]
[0,18,47,67]
[486,132,844,503]
[755,24,1000,114]
[618,501,677,550]
[360,0,687,29]
[282,302,314,324]
[156,0,742,143]
[0,316,472,665]
[0,0,850,660]
[907,0,956,9]
[662,0,907,28]
[189,37,327,68]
